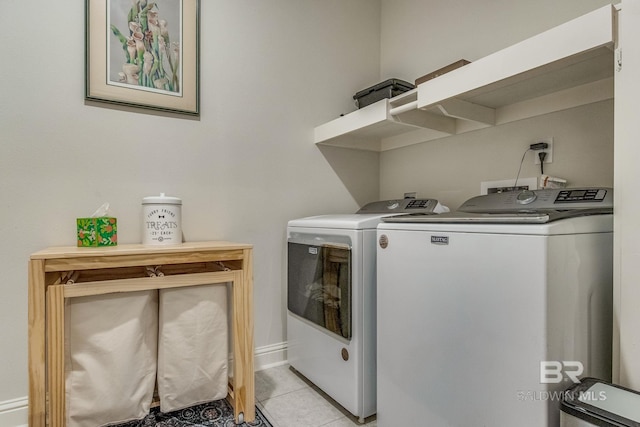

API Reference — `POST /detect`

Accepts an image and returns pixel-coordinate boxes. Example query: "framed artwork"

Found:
[85,0,200,116]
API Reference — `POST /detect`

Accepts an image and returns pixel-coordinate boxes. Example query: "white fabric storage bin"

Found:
[157,284,229,413]
[64,290,158,427]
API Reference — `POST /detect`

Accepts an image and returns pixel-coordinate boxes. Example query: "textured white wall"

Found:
[380,100,614,209]
[380,0,614,83]
[0,0,381,405]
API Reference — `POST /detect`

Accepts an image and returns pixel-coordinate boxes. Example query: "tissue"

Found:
[77,203,118,247]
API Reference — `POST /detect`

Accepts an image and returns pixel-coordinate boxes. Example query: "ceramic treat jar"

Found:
[142,193,182,245]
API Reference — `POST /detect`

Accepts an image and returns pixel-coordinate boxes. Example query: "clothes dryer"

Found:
[376,188,613,427]
[287,199,448,421]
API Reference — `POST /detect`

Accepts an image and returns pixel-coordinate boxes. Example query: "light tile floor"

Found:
[255,364,377,427]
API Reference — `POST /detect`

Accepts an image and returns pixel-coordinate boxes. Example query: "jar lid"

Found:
[142,193,182,205]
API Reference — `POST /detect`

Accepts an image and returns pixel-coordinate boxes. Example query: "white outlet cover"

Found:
[534,137,553,164]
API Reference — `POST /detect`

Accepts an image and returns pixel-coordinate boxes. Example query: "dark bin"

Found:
[561,378,640,427]
[353,79,415,109]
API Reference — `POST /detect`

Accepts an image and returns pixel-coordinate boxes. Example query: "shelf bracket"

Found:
[389,101,418,116]
[392,109,456,135]
[436,98,496,125]
[615,48,622,72]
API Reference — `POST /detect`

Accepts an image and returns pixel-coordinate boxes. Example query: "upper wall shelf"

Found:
[314,5,616,152]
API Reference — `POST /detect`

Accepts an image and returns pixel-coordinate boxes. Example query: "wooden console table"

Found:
[28,241,255,426]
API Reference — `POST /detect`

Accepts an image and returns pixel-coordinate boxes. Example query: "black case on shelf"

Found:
[353,79,415,109]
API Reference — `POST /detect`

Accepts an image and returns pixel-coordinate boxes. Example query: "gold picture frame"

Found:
[85,0,200,116]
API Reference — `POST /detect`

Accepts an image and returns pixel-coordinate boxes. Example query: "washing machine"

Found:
[376,188,613,427]
[287,198,448,421]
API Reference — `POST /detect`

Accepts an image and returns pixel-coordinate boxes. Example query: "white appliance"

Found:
[376,188,614,427]
[287,199,448,421]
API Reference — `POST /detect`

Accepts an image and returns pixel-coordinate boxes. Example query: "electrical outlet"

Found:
[534,137,553,164]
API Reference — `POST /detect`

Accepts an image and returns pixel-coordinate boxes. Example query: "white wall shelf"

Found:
[314,5,616,152]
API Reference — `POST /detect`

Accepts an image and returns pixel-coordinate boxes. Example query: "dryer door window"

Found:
[287,242,352,340]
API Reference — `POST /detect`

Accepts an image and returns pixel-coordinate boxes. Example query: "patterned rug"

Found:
[112,399,272,427]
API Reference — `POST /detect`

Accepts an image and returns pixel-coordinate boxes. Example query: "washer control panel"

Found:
[458,188,612,213]
[555,189,607,203]
[357,198,445,214]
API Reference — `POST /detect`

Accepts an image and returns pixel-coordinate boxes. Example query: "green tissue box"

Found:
[77,217,117,247]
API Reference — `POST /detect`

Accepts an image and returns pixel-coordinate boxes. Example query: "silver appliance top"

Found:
[287,198,448,231]
[356,198,447,214]
[382,188,613,224]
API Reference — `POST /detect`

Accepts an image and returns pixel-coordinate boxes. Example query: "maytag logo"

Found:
[431,236,449,245]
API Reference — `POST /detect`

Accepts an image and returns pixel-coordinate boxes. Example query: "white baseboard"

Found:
[0,342,288,427]
[0,396,28,427]
[254,341,288,371]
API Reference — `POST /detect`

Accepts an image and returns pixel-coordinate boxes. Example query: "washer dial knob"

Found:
[516,190,537,205]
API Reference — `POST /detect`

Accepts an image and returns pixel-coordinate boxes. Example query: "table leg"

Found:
[232,253,255,423]
[28,260,46,427]
[46,285,66,427]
